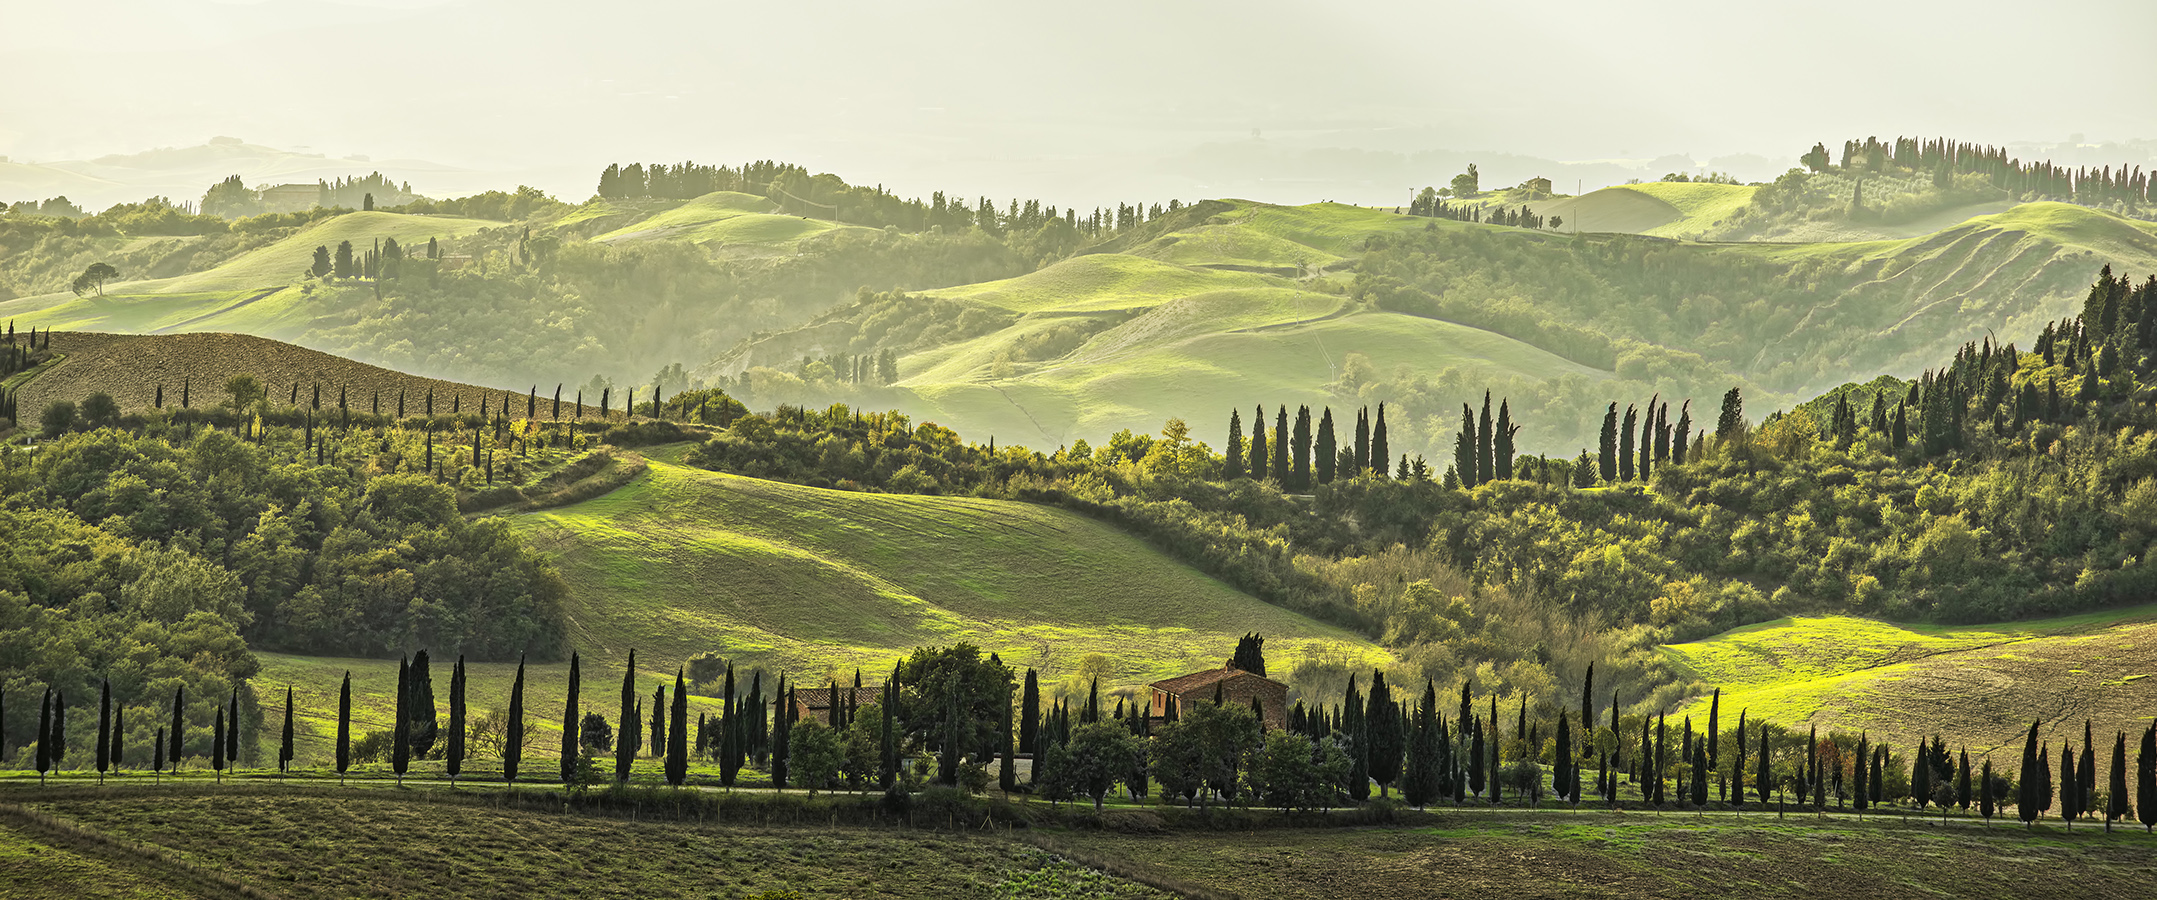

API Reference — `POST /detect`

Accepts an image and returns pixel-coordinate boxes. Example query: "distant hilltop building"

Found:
[1523,176,1554,196]
[258,183,321,213]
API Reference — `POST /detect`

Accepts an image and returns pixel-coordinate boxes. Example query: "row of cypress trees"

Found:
[15,652,2157,834]
[1224,401,1419,490]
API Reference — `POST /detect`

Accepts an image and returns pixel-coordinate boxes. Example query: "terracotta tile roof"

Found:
[1148,664,1275,695]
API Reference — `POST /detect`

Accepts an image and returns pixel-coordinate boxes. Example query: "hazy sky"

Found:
[5,0,2154,207]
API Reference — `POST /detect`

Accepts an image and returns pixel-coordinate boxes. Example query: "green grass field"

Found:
[593,191,863,246]
[926,253,1279,314]
[1663,605,2157,754]
[509,460,1385,688]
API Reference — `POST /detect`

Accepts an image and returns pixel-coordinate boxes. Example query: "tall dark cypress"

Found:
[651,685,666,755]
[1476,391,1494,485]
[36,688,52,780]
[393,655,411,783]
[720,664,741,786]
[561,651,581,784]
[998,682,1018,794]
[2019,720,2041,826]
[1619,405,1637,481]
[1598,402,1618,482]
[1250,406,1268,481]
[1489,400,1511,481]
[2138,723,2157,832]
[1734,711,1749,806]
[1755,723,1771,806]
[1959,747,1974,813]
[616,650,636,783]
[1226,409,1245,479]
[1312,407,1336,484]
[505,656,525,785]
[1706,689,1720,801]
[1639,394,1658,481]
[666,668,688,786]
[1673,400,1692,463]
[1455,404,1479,488]
[280,686,295,775]
[171,686,187,773]
[1980,758,1996,821]
[1353,406,1370,473]
[2081,721,2097,821]
[772,676,791,789]
[2060,739,2079,828]
[1271,407,1289,484]
[332,674,350,780]
[1019,669,1041,755]
[1372,403,1391,477]
[212,705,226,780]
[1368,671,1403,797]
[1291,405,1312,491]
[154,726,164,776]
[1853,735,1869,812]
[437,657,464,783]
[96,679,111,782]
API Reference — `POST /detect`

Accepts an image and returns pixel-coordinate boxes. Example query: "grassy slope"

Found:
[925,253,1280,313]
[1527,183,1757,238]
[12,331,603,416]
[1663,604,2157,754]
[593,191,864,246]
[510,460,1385,684]
[0,211,498,332]
[0,821,198,900]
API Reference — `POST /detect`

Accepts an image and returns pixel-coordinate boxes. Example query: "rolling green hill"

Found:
[593,191,868,248]
[0,210,499,336]
[511,459,1385,683]
[1663,605,2157,755]
[1530,183,1759,238]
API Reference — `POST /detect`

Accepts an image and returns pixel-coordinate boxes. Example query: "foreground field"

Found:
[7,786,2154,900]
[1664,605,2157,755]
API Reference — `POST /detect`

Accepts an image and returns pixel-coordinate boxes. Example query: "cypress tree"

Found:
[666,669,688,786]
[96,679,111,783]
[447,656,466,784]
[2019,720,2041,826]
[1673,400,1692,463]
[1554,711,1573,804]
[1959,747,1974,814]
[561,651,581,785]
[2081,721,2097,820]
[1292,405,1312,491]
[1619,405,1637,480]
[1912,733,1930,810]
[999,682,1017,793]
[1706,688,1720,799]
[1598,402,1618,481]
[616,650,637,783]
[2060,739,2078,829]
[1734,710,1749,807]
[651,685,666,754]
[1020,669,1041,755]
[1491,400,1510,480]
[1853,736,1870,812]
[1353,406,1370,473]
[393,655,410,783]
[1476,391,1494,485]
[153,726,164,777]
[280,686,295,775]
[880,675,897,790]
[720,664,741,786]
[1455,404,1479,489]
[212,705,226,781]
[1755,723,1771,806]
[1692,739,1708,808]
[1314,407,1336,483]
[1980,759,1995,821]
[505,655,525,785]
[1250,406,1268,481]
[2107,733,2128,830]
[171,686,186,773]
[36,688,51,781]
[1372,403,1391,478]
[2138,723,2156,832]
[772,677,791,789]
[1468,717,1486,798]
[1271,407,1289,484]
[1368,671,1403,797]
[1226,409,1245,478]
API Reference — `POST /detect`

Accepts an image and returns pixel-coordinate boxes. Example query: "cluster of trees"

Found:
[200,173,419,219]
[310,237,434,281]
[593,158,1186,241]
[1405,189,1559,230]
[1804,136,2153,208]
[1223,402,1425,491]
